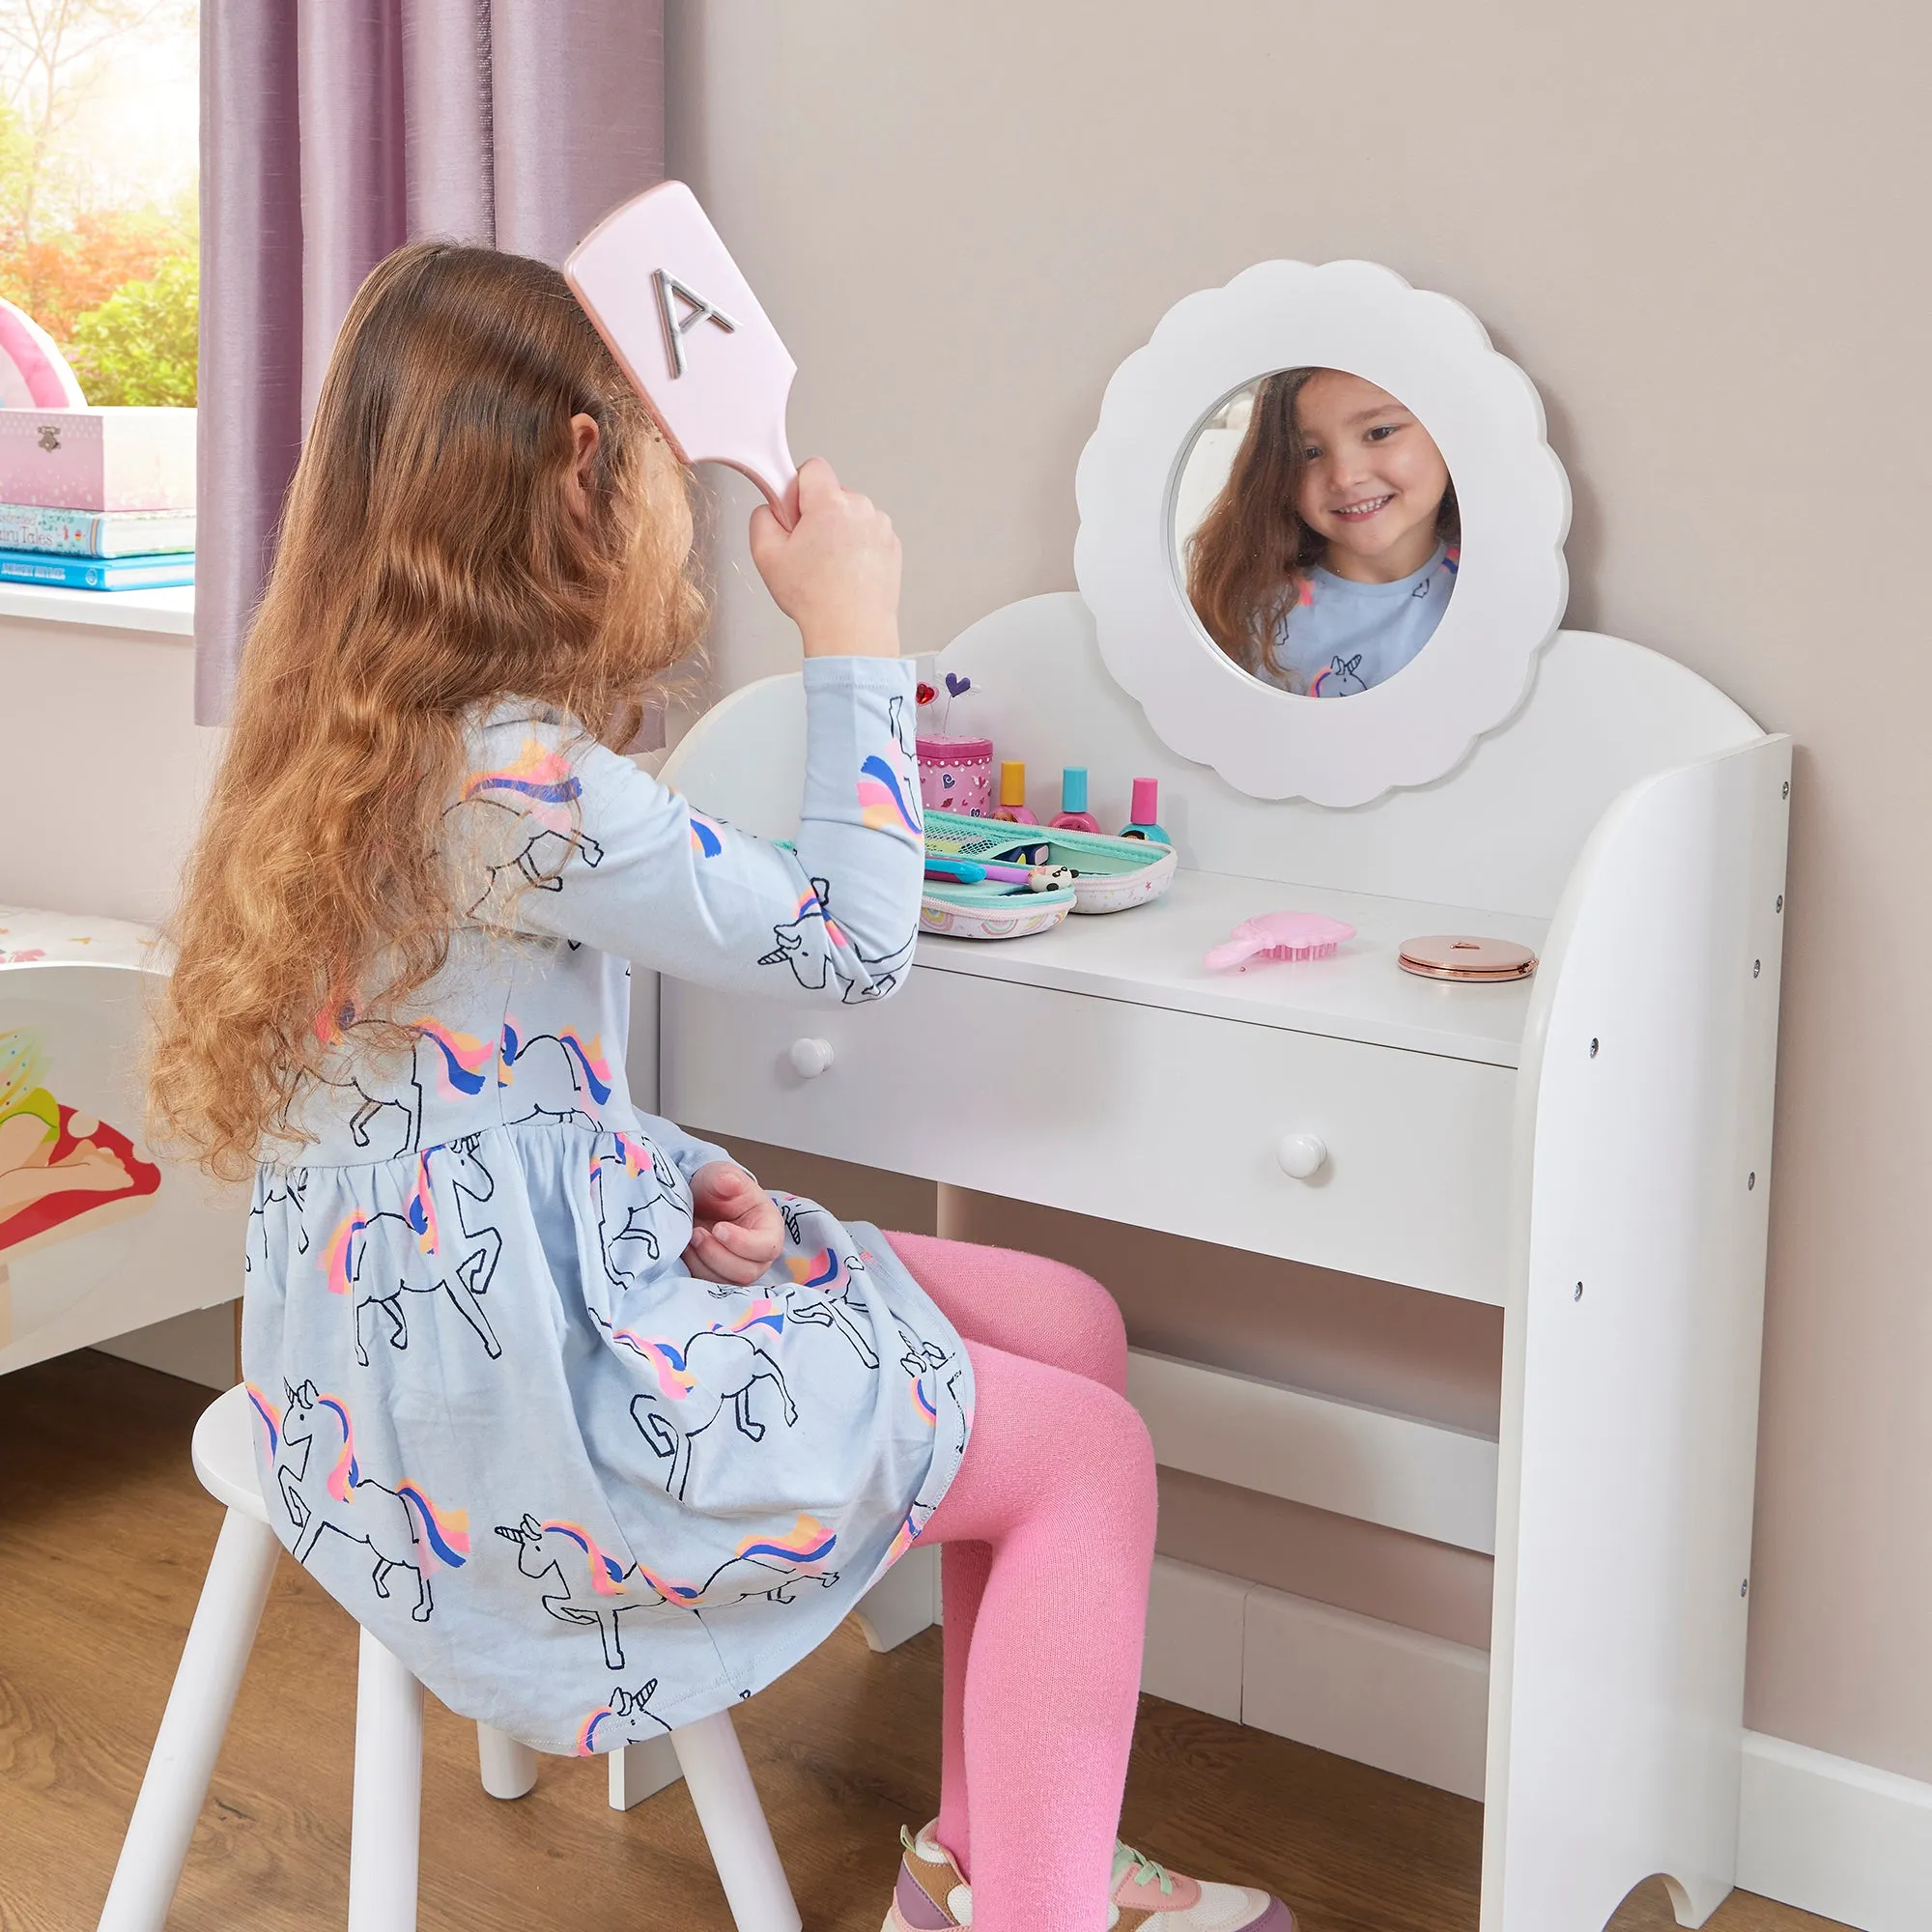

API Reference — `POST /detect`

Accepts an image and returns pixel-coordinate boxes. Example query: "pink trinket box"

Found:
[917,736,994,817]
[0,407,196,512]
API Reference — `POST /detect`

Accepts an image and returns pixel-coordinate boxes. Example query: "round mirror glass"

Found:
[1173,368,1458,699]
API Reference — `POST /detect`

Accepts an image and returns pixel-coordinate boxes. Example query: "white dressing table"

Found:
[650,262,1791,1932]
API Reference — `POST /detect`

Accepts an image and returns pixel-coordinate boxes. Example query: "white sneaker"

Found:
[884,1822,1296,1932]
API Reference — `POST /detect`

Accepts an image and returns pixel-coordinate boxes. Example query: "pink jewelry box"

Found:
[0,407,196,512]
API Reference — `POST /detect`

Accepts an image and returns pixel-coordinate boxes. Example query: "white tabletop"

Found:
[915,866,1548,1066]
[0,903,161,969]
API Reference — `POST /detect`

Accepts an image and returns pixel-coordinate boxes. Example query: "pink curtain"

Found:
[196,0,667,723]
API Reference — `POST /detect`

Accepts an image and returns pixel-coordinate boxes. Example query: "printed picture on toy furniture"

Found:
[0,1023,160,1276]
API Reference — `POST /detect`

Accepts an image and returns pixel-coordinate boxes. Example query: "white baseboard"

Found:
[1143,1552,1246,1721]
[1240,1581,1491,1802]
[1737,1732,1932,1932]
[1142,1556,1488,1799]
[1143,1555,1932,1931]
[96,1300,237,1390]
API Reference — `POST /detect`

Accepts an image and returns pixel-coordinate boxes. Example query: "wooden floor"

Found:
[2,1351,1839,1932]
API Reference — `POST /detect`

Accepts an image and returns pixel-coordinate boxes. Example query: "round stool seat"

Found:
[191,1383,270,1526]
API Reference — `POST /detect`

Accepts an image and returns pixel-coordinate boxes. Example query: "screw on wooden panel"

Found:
[1781,781,1789,799]
[1574,1281,1584,1301]
[1741,1579,1749,1598]
[1747,1172,1757,1190]
[1776,894,1784,913]
[1588,1037,1599,1058]
[1752,959,1761,978]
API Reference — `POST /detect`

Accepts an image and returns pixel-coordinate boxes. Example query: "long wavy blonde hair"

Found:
[151,242,705,1179]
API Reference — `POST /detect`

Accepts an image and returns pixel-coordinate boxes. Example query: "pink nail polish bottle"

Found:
[1119,777,1171,845]
[1049,766,1102,833]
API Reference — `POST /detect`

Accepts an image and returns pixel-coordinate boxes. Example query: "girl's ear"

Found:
[563,412,600,520]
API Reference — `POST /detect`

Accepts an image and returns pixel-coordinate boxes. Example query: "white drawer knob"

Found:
[1276,1132,1327,1179]
[789,1037,835,1079]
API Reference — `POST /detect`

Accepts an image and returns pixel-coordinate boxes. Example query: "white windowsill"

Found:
[0,579,193,637]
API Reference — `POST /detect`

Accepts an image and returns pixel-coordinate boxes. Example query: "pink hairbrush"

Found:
[1204,912,1356,972]
[566,181,799,524]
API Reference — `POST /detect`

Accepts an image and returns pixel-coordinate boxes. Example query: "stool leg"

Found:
[608,1732,682,1810]
[854,1544,941,1653]
[346,1628,423,1932]
[476,1722,538,1801]
[670,1711,801,1932]
[98,1509,281,1932]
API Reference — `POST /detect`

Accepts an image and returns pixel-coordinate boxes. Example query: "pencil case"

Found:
[923,808,1177,918]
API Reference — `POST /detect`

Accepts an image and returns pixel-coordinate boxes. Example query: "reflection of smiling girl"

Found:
[1186,367,1458,696]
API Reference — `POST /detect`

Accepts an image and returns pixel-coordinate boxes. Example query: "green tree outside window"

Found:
[0,1,198,406]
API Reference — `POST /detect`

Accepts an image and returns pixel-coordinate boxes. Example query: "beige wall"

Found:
[668,1,1932,1780]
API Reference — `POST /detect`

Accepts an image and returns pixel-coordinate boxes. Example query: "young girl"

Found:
[152,244,1294,1932]
[1187,366,1458,697]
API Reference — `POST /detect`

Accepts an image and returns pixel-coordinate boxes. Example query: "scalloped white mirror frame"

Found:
[1073,260,1571,807]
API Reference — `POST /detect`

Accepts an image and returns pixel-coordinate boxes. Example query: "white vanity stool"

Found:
[97,1382,802,1932]
[648,262,1793,1932]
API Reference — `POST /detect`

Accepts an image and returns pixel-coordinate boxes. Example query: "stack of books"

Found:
[0,407,194,590]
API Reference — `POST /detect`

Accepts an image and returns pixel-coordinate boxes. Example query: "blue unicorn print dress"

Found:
[242,657,973,1756]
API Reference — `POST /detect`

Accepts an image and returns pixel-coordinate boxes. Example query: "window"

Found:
[0,1,196,407]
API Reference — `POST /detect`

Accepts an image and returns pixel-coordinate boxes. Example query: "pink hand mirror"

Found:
[565,181,800,523]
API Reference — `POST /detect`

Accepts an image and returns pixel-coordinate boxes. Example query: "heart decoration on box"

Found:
[917,668,979,734]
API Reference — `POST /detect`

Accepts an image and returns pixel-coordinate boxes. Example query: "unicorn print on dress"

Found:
[757,884,839,991]
[856,753,923,843]
[247,1169,309,1278]
[497,1508,839,1670]
[495,1514,660,1671]
[316,1015,497,1160]
[463,738,582,833]
[615,1297,797,1502]
[779,1239,882,1369]
[588,1132,689,1288]
[457,738,606,908]
[1309,653,1370,699]
[322,1141,503,1364]
[688,810,725,859]
[575,1678,668,1754]
[261,1381,469,1622]
[432,1133,503,1302]
[698,1514,840,1607]
[498,1016,615,1130]
[757,876,917,1004]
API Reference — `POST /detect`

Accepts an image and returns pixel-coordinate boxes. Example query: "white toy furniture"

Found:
[98,1382,802,1932]
[0,908,247,1377]
[651,263,1791,1932]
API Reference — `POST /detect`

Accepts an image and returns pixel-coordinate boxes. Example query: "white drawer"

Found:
[663,968,1515,1303]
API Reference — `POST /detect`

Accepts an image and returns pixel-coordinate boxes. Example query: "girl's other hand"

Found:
[683,1160,784,1286]
[749,456,901,659]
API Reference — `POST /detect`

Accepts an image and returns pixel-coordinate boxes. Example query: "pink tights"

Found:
[884,1233,1157,1932]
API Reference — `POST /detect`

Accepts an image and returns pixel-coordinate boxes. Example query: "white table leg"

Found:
[97,1510,281,1932]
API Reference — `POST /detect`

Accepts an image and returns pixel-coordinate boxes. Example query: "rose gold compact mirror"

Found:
[1398,934,1539,982]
